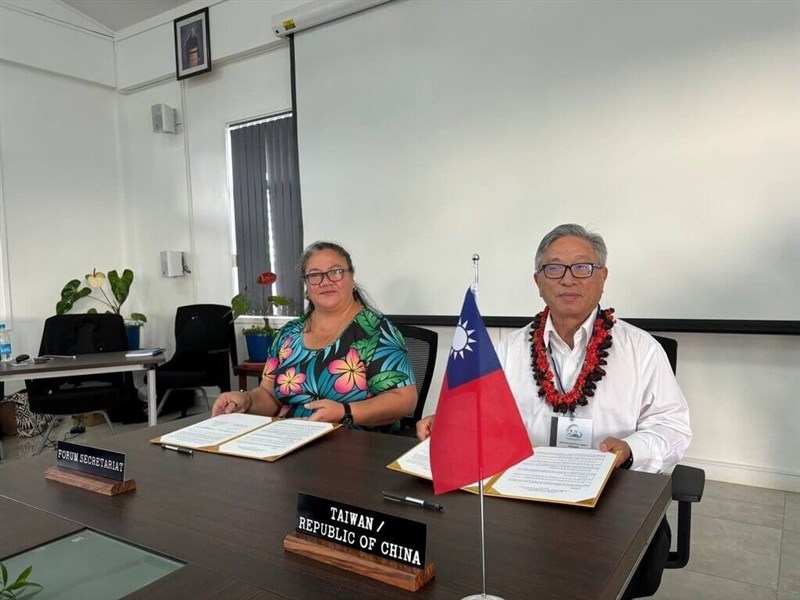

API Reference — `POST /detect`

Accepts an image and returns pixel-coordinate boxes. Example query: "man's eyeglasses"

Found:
[538,263,602,279]
[303,268,352,285]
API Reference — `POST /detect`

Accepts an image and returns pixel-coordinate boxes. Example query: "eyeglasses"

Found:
[538,263,602,279]
[303,268,352,285]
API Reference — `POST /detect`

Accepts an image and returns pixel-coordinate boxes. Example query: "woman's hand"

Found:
[211,391,252,416]
[306,399,345,423]
[416,415,434,441]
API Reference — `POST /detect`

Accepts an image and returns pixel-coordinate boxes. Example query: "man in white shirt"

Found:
[417,223,692,598]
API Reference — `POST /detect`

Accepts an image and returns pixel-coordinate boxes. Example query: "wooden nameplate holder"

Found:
[45,466,136,496]
[284,532,435,592]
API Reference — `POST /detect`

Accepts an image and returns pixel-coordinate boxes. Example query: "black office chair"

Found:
[394,324,438,437]
[652,335,705,573]
[27,313,136,455]
[154,304,238,419]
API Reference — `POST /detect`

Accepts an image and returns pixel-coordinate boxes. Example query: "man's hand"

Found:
[416,415,433,441]
[306,400,346,423]
[599,436,632,468]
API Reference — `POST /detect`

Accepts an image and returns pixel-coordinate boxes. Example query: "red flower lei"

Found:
[529,307,615,414]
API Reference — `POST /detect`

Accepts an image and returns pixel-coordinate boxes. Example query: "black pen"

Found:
[382,491,444,511]
[162,444,193,456]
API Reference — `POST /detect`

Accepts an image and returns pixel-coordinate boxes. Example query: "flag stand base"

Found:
[284,532,435,591]
[462,595,505,600]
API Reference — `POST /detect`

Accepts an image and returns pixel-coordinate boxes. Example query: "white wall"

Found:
[0,59,123,388]
[117,46,292,353]
[297,0,799,321]
[0,0,297,371]
[0,0,115,86]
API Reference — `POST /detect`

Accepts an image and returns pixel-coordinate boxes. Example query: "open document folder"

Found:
[388,438,617,508]
[151,413,338,462]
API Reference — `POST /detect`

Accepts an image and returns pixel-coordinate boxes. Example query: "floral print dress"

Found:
[263,308,416,431]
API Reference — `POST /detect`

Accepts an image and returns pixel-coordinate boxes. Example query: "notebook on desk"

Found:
[125,348,165,357]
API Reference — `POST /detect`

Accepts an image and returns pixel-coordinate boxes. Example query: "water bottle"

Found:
[0,323,11,363]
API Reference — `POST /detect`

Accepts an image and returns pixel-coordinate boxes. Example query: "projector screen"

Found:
[295,0,799,321]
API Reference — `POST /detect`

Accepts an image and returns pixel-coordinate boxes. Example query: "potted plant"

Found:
[231,272,292,362]
[56,268,147,350]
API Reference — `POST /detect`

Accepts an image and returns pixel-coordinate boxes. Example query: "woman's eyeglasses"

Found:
[303,268,351,285]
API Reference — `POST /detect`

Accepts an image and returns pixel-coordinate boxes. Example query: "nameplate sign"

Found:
[56,441,126,482]
[296,493,427,567]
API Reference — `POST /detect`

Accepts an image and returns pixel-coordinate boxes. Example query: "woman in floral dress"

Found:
[212,242,416,431]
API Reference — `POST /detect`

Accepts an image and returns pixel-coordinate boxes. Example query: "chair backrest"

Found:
[652,335,678,375]
[37,313,129,356]
[28,314,133,410]
[396,323,438,422]
[173,304,238,364]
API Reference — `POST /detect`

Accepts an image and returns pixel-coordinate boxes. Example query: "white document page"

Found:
[393,438,433,479]
[219,419,334,459]
[389,438,488,490]
[159,414,271,449]
[488,447,615,503]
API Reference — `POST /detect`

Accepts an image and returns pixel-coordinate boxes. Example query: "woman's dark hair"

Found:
[299,241,375,315]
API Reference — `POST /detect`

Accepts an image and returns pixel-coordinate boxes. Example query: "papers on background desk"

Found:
[388,439,616,507]
[152,414,337,462]
[125,348,165,357]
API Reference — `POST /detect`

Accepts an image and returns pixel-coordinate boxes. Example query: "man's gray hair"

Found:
[534,224,608,271]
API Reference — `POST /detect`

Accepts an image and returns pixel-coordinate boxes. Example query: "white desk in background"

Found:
[0,352,166,427]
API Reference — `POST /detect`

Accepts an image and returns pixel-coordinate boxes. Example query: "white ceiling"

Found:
[62,0,193,32]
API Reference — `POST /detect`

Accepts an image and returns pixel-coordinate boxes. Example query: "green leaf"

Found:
[1,562,7,585]
[367,371,408,393]
[87,308,98,314]
[14,565,31,584]
[231,293,252,320]
[268,295,292,307]
[355,310,381,335]
[130,313,147,324]
[56,280,91,315]
[7,565,33,591]
[352,333,379,364]
[108,269,133,309]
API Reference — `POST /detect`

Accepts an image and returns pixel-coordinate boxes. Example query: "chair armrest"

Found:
[666,464,705,570]
[671,464,705,503]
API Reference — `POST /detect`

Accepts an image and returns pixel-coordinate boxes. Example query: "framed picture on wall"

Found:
[174,7,211,80]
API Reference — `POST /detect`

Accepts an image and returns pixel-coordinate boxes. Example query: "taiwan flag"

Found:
[430,289,533,495]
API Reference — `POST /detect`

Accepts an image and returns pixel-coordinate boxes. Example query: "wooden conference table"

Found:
[0,351,165,426]
[0,416,671,600]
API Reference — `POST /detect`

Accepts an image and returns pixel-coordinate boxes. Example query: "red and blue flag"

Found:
[430,289,533,495]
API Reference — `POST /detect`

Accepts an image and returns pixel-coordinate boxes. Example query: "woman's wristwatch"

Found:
[339,402,354,428]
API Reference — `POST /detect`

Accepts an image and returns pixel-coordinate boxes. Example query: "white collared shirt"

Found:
[497,311,692,473]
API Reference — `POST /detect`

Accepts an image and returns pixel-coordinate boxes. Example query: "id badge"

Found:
[550,416,593,449]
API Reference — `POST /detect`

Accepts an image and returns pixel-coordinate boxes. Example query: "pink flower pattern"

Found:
[279,337,294,361]
[262,357,279,383]
[327,348,367,394]
[276,367,306,396]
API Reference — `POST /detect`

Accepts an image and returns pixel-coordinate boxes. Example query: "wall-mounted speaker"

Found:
[151,104,177,134]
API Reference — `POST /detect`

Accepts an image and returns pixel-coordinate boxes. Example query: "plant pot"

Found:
[126,324,141,351]
[245,333,273,362]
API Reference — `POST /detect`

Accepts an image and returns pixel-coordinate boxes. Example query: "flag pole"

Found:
[471,254,480,296]
[463,254,503,600]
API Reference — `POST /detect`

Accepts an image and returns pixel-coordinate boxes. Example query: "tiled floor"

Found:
[1,409,798,600]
